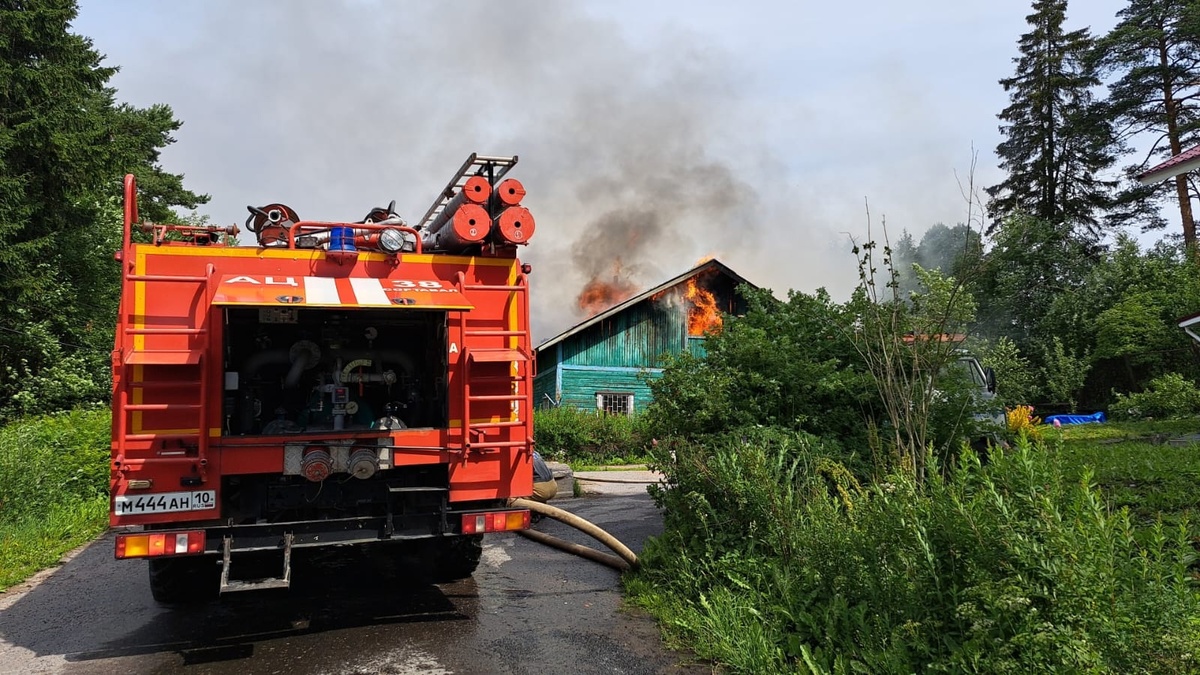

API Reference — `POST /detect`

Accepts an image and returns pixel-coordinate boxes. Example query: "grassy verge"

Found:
[0,498,107,589]
[1054,417,1200,442]
[0,407,111,591]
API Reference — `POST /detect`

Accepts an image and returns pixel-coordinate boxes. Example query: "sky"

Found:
[73,0,1130,342]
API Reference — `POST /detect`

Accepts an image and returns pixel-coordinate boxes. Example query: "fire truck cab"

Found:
[110,155,536,602]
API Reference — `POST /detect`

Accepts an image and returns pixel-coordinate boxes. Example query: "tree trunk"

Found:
[1160,35,1197,249]
[1174,175,1196,250]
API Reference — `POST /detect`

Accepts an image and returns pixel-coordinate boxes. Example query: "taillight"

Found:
[461,509,530,534]
[115,530,206,559]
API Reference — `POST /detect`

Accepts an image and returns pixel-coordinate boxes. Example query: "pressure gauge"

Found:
[345,401,359,415]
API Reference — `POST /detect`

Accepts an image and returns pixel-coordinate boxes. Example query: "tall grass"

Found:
[629,429,1200,673]
[0,407,111,589]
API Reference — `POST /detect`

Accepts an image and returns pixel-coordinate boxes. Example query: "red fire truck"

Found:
[110,154,537,602]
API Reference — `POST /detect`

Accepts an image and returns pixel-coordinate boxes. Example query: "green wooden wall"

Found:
[559,300,687,369]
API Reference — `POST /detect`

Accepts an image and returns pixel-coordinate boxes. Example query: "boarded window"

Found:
[595,392,633,416]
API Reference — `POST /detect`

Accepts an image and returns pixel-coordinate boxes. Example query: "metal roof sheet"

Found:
[1137,144,1200,184]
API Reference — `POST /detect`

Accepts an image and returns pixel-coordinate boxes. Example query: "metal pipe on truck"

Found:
[493,206,535,246]
[422,203,493,252]
[493,178,526,207]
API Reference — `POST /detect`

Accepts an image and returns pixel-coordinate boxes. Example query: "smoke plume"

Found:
[104,0,859,341]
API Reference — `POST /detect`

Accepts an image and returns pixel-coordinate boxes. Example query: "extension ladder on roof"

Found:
[415,153,518,232]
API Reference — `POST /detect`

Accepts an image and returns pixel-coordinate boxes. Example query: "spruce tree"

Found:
[0,0,207,417]
[1097,0,1200,248]
[987,0,1116,238]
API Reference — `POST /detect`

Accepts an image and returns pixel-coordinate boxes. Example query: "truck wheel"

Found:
[148,556,220,604]
[427,535,483,582]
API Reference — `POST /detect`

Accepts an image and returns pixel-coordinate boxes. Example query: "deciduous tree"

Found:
[972,214,1094,352]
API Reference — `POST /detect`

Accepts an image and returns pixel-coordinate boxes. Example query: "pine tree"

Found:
[987,0,1116,237]
[1097,0,1200,248]
[0,0,207,417]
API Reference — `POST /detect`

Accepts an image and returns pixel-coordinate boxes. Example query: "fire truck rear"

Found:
[110,155,537,603]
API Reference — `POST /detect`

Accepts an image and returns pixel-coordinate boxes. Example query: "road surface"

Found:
[0,477,701,674]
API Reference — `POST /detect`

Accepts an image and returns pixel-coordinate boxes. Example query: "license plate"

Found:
[113,490,216,516]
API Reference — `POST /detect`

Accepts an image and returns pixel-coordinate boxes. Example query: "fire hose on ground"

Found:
[509,497,640,572]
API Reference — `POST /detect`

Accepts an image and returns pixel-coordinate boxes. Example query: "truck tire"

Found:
[148,555,220,604]
[427,535,483,582]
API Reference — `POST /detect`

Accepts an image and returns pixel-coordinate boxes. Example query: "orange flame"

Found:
[686,278,722,336]
[577,276,638,317]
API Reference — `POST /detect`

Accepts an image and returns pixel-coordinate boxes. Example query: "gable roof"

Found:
[1137,144,1200,185]
[536,258,755,353]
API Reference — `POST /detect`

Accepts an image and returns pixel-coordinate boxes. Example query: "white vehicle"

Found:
[954,353,1003,428]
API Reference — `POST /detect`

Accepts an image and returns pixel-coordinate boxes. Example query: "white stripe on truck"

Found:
[303,276,341,305]
[349,277,391,305]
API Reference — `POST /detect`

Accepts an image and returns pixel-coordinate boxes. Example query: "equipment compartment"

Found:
[223,307,448,434]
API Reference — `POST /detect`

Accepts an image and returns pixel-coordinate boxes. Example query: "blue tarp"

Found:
[1044,411,1107,426]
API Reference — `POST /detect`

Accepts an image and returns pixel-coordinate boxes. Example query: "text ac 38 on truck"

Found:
[109,154,537,602]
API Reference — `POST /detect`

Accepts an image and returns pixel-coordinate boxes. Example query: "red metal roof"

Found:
[1137,144,1200,184]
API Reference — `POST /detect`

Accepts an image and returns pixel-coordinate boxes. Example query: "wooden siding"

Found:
[557,366,661,412]
[534,365,662,412]
[560,300,686,369]
[533,369,557,410]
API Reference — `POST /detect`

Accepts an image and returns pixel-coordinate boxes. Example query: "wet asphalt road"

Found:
[0,480,704,675]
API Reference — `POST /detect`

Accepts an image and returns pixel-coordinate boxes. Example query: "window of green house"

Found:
[596,392,633,415]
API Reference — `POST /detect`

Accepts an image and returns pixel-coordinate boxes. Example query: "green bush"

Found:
[0,310,113,423]
[1040,336,1091,413]
[631,432,1200,673]
[533,406,650,465]
[643,287,873,450]
[1110,372,1200,421]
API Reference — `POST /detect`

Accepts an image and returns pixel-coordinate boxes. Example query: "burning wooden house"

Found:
[534,258,754,414]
